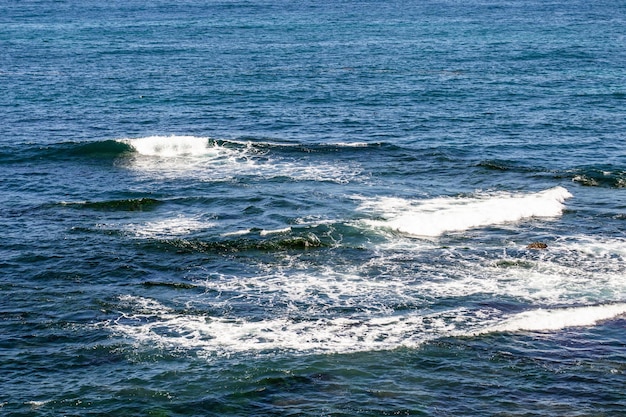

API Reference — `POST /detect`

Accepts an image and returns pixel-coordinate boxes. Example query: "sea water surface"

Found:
[1,0,625,415]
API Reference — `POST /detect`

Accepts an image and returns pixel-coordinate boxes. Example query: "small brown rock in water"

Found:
[527,242,548,250]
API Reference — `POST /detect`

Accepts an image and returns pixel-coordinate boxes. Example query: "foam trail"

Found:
[360,187,572,237]
[110,296,481,355]
[481,303,626,333]
[109,296,626,356]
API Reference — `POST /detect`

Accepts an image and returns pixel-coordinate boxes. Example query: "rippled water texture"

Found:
[1,1,625,415]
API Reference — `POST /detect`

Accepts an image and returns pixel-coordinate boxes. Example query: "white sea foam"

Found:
[358,187,573,237]
[121,135,215,157]
[330,141,371,147]
[109,236,626,356]
[364,235,626,306]
[553,235,626,258]
[220,227,293,238]
[195,269,416,315]
[110,293,626,356]
[105,217,626,357]
[110,295,483,355]
[116,135,361,183]
[221,229,252,237]
[480,303,626,333]
[24,400,52,409]
[260,227,292,236]
[127,215,214,238]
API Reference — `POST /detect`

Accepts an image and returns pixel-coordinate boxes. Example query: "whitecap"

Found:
[127,215,214,238]
[115,135,361,183]
[358,187,573,237]
[120,135,215,157]
[259,227,292,236]
[479,303,626,333]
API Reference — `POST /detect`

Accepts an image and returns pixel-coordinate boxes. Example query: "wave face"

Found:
[358,187,573,237]
[571,167,626,188]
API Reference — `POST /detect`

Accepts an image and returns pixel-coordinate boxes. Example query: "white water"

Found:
[117,135,361,183]
[110,295,626,357]
[481,303,626,333]
[127,215,215,238]
[98,170,624,357]
[358,187,573,237]
[110,295,484,355]
[108,231,626,357]
[121,135,216,157]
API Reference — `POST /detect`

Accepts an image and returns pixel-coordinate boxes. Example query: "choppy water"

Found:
[1,1,625,415]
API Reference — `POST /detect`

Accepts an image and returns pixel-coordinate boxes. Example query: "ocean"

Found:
[1,0,625,415]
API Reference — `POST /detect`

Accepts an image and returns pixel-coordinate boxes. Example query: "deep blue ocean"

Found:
[1,1,625,415]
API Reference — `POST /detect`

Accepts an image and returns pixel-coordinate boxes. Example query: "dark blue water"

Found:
[1,1,625,415]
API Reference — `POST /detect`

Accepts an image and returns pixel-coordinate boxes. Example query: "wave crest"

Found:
[480,303,626,333]
[358,187,573,237]
[119,135,216,157]
[115,135,361,183]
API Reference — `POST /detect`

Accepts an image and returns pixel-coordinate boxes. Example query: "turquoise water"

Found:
[1,1,625,415]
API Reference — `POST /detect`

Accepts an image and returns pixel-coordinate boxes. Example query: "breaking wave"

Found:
[479,303,626,333]
[358,187,573,237]
[120,135,217,157]
[115,135,362,183]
